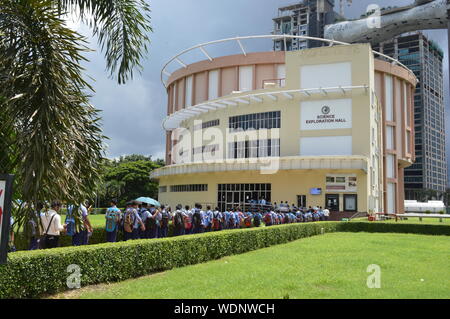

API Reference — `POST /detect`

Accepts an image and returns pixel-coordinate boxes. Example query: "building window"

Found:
[193,119,220,131]
[228,139,280,159]
[185,75,193,107]
[217,183,271,211]
[277,64,286,87]
[229,111,281,132]
[170,184,208,193]
[159,186,167,193]
[239,66,253,92]
[386,183,396,214]
[193,144,219,155]
[386,154,396,179]
[385,75,394,122]
[386,126,394,150]
[208,70,219,100]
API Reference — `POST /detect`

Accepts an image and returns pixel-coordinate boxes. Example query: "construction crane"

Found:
[339,0,353,17]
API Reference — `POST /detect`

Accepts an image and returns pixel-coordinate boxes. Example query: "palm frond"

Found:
[57,0,152,84]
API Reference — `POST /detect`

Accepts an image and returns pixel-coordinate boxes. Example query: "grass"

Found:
[54,232,450,299]
[354,217,450,225]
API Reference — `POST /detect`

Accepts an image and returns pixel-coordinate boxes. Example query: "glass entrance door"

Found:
[325,194,340,212]
[297,195,307,208]
[344,194,357,212]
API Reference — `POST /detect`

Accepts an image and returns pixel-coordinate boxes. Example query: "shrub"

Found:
[339,222,450,237]
[425,210,432,215]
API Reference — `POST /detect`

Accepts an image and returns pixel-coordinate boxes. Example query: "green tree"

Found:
[0,1,152,229]
[99,157,163,207]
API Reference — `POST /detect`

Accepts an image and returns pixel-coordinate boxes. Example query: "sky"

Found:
[72,0,449,166]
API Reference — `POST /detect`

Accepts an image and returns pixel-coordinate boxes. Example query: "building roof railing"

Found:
[160,34,416,88]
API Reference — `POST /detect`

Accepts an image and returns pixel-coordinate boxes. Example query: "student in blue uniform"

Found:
[105,199,121,242]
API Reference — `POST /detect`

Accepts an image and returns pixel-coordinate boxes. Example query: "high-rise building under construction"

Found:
[272,0,337,51]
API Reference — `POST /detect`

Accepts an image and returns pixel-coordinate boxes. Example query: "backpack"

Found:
[106,210,119,232]
[228,214,235,228]
[161,211,170,228]
[145,212,157,230]
[123,211,136,233]
[193,209,202,227]
[263,214,272,225]
[244,216,252,228]
[65,207,76,237]
[212,212,221,230]
[174,212,184,228]
[253,213,262,227]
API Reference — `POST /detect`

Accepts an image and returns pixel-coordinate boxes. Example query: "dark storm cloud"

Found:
[78,0,449,183]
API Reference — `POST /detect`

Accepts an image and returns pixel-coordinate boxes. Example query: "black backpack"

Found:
[174,212,184,227]
[161,211,169,228]
[145,212,156,230]
[193,209,202,227]
[253,213,262,227]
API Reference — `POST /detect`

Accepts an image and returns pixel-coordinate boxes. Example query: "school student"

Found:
[192,203,205,234]
[26,202,43,250]
[40,201,66,249]
[123,201,145,241]
[80,201,94,245]
[139,203,152,239]
[105,199,121,243]
[204,206,213,232]
[173,205,186,237]
[212,208,223,231]
[159,205,170,238]
[223,209,231,229]
[66,204,84,246]
[323,207,330,221]
[253,211,263,227]
[184,205,193,235]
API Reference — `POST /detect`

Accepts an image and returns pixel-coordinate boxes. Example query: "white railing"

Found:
[160,34,415,88]
[162,85,369,130]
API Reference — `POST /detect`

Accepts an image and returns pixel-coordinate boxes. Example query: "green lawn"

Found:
[55,232,450,299]
[354,217,450,225]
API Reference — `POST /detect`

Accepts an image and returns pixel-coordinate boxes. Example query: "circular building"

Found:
[151,36,417,217]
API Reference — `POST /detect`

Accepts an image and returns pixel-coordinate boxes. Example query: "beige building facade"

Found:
[151,42,417,215]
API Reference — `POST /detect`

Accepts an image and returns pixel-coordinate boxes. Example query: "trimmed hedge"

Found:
[1,221,449,299]
[339,221,450,236]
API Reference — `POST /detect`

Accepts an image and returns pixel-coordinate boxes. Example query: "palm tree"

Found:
[0,0,152,227]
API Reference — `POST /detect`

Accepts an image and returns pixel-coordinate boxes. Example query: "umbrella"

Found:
[135,197,161,207]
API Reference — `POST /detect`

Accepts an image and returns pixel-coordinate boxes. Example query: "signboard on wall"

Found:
[0,174,14,265]
[301,99,352,131]
[326,175,357,193]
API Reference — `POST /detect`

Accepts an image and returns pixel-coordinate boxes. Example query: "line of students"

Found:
[169,204,330,236]
[21,200,331,249]
[20,200,95,250]
[104,200,172,242]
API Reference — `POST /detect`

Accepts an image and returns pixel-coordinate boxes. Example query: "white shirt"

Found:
[323,209,330,217]
[40,210,64,236]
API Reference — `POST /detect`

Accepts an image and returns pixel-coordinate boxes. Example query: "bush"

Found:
[425,210,432,215]
[1,221,449,299]
[339,222,450,236]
